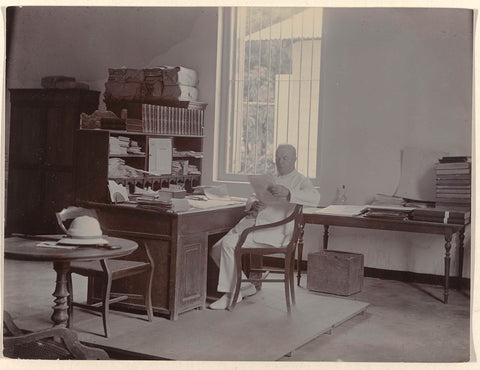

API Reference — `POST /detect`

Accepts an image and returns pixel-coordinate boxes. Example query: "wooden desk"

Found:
[4,236,137,327]
[83,202,246,320]
[298,212,468,304]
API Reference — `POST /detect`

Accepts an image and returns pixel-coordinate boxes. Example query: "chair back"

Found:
[285,204,304,255]
[56,206,98,235]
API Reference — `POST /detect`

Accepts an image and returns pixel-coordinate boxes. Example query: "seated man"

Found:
[209,144,320,309]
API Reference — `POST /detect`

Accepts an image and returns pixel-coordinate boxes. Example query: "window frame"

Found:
[214,7,324,185]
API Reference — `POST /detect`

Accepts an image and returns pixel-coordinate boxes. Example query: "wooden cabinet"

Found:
[74,129,203,203]
[6,89,100,235]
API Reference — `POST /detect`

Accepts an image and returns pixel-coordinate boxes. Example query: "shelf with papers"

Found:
[74,129,203,203]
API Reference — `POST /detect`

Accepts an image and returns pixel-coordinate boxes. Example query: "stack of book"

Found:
[435,156,471,212]
[363,206,414,221]
[411,208,470,224]
[137,198,190,213]
[126,118,143,132]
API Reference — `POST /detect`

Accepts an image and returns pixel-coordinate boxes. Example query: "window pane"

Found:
[225,7,323,179]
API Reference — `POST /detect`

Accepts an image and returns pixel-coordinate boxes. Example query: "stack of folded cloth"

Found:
[108,158,142,178]
[127,140,144,155]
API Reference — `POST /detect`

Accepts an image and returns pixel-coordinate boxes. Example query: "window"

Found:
[217,7,323,182]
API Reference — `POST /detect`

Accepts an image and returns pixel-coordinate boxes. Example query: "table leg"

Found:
[458,227,465,289]
[443,230,453,304]
[323,225,329,249]
[297,222,305,286]
[51,261,71,327]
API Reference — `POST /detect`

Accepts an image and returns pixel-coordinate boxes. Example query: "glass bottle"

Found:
[333,184,347,205]
[339,185,347,204]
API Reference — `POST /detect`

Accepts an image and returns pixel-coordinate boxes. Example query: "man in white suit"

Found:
[209,144,320,309]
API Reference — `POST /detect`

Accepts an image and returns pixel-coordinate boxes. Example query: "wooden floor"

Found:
[4,260,368,361]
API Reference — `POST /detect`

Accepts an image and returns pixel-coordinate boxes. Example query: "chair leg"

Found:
[66,272,73,328]
[145,267,154,321]
[289,254,296,306]
[101,276,112,338]
[100,260,113,338]
[284,256,291,314]
[228,251,244,311]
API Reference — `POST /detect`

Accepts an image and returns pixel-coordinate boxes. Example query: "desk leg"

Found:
[458,228,465,289]
[443,230,453,304]
[323,225,329,250]
[297,222,305,286]
[51,261,70,328]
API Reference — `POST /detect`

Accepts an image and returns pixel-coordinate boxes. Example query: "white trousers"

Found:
[210,216,277,293]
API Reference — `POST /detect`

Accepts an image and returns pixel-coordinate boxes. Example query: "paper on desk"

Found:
[108,180,129,203]
[204,184,231,200]
[187,199,244,209]
[36,241,78,249]
[304,205,367,216]
[248,174,283,205]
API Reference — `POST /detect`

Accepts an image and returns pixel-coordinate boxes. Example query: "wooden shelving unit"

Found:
[74,129,203,203]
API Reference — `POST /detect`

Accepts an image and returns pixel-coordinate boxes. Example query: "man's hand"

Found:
[251,200,267,212]
[267,184,290,200]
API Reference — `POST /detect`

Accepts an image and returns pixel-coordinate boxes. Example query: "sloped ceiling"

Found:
[7,6,203,85]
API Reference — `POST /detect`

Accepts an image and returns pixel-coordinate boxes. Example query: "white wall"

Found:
[5,7,473,277]
[308,8,472,277]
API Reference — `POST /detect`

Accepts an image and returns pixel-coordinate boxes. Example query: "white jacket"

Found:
[248,170,320,247]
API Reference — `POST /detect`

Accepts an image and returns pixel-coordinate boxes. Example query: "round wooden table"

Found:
[4,235,138,328]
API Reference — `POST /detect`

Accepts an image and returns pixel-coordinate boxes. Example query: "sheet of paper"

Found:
[204,184,231,200]
[304,205,367,216]
[187,199,244,209]
[148,137,172,175]
[108,180,129,203]
[36,241,78,249]
[248,174,283,205]
[394,146,448,202]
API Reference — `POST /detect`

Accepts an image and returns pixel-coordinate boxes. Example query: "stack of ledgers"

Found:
[435,156,471,212]
[137,198,190,213]
[363,206,413,221]
[411,208,470,224]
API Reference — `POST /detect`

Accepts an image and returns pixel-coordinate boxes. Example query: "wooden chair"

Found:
[56,206,154,338]
[228,204,303,313]
[3,311,109,359]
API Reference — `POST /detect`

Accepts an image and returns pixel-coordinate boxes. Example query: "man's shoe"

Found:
[241,284,257,298]
[209,292,242,310]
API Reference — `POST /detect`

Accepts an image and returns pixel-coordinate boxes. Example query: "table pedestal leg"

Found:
[443,230,453,304]
[458,228,465,289]
[51,261,71,327]
[323,225,329,249]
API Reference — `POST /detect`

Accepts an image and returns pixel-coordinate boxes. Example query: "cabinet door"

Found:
[175,233,208,317]
[9,104,47,166]
[6,168,44,234]
[45,103,75,167]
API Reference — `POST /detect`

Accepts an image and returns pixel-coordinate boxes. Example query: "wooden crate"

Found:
[307,250,364,296]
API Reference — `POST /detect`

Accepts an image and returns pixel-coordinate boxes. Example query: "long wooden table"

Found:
[297,210,468,304]
[83,201,246,320]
